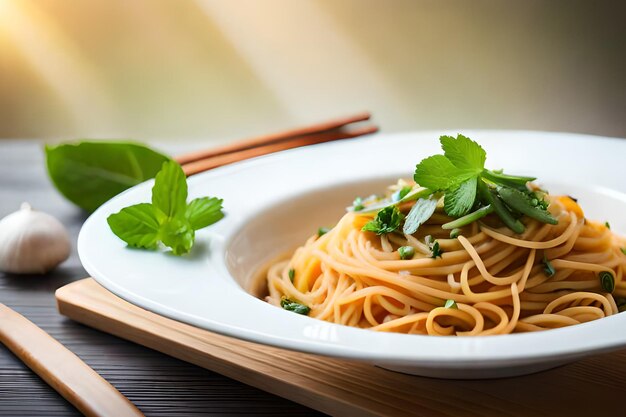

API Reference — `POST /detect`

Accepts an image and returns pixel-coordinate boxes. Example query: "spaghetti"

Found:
[265,190,626,336]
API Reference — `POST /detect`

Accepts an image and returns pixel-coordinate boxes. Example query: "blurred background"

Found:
[0,0,624,143]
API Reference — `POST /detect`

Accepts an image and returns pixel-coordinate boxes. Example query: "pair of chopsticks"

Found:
[174,112,378,176]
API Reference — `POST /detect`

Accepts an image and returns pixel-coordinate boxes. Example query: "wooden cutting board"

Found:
[56,278,625,417]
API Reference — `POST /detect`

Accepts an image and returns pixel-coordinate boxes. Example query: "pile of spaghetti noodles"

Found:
[265,137,626,336]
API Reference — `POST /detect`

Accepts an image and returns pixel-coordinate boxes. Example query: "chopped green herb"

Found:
[353,196,365,211]
[599,271,615,293]
[280,298,310,315]
[444,299,458,309]
[621,248,626,255]
[403,197,437,235]
[362,206,404,235]
[392,186,413,202]
[107,161,224,256]
[542,255,555,277]
[398,246,415,260]
[318,227,331,237]
[288,268,295,282]
[605,221,611,230]
[449,228,462,239]
[430,240,443,259]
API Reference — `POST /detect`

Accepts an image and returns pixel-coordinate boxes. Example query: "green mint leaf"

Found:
[107,203,160,249]
[46,141,171,212]
[362,206,404,235]
[280,298,310,315]
[159,217,195,256]
[186,197,224,230]
[444,177,478,217]
[152,161,188,219]
[403,197,437,235]
[440,134,486,172]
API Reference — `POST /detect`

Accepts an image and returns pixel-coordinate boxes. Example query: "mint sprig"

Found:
[107,161,224,255]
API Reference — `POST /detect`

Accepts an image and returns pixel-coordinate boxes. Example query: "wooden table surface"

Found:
[0,140,322,417]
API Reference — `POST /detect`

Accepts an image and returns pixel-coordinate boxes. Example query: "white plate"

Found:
[79,130,626,379]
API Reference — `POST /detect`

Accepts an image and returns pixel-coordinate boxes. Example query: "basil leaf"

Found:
[106,203,160,249]
[186,197,224,230]
[403,197,437,235]
[152,161,187,219]
[46,141,171,212]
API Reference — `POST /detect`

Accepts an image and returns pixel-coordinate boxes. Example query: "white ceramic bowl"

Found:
[78,130,626,379]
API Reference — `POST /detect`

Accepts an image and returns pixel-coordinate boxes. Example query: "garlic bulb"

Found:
[0,203,70,274]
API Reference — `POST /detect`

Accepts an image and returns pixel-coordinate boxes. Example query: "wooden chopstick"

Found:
[0,303,144,417]
[175,112,374,166]
[181,124,378,176]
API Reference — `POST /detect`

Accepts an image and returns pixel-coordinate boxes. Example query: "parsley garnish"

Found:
[107,161,224,255]
[444,299,458,309]
[430,240,443,259]
[280,298,310,315]
[362,206,404,235]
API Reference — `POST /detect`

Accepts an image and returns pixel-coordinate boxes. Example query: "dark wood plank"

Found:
[0,140,322,417]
